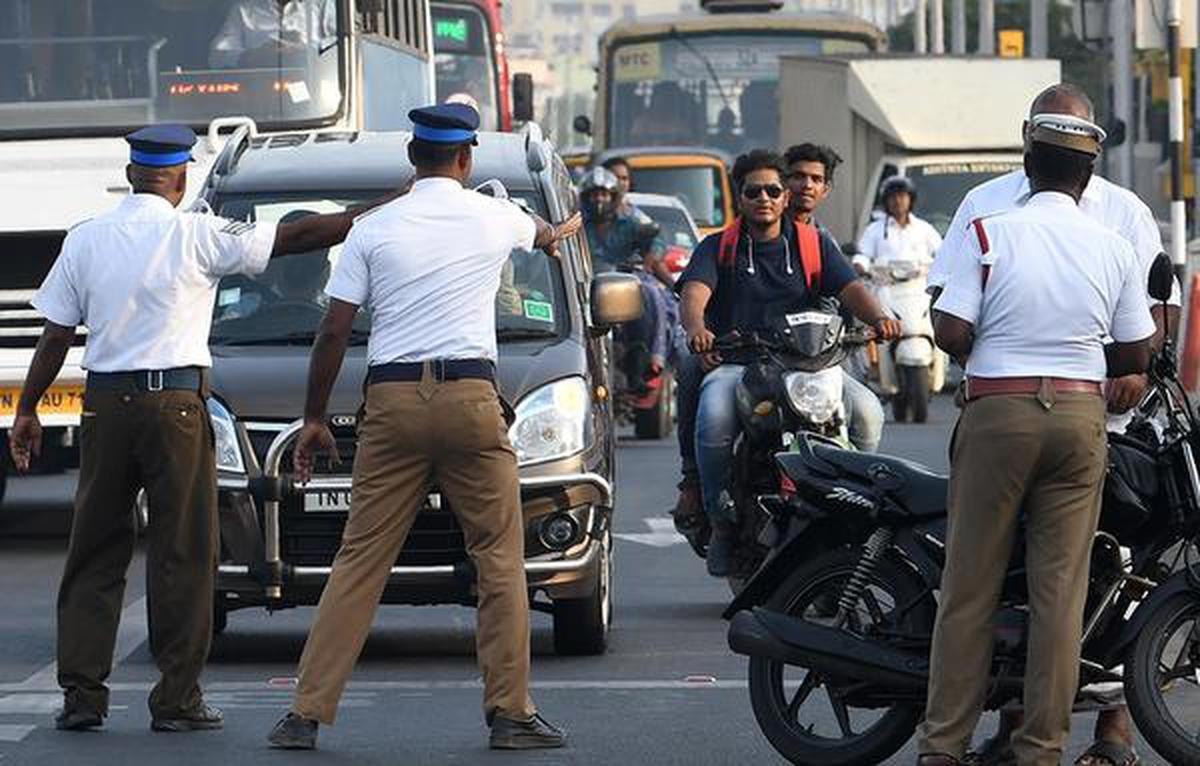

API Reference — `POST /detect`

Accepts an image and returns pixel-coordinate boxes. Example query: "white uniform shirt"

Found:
[934,191,1155,381]
[930,169,1182,306]
[325,177,537,365]
[857,213,942,266]
[32,194,277,372]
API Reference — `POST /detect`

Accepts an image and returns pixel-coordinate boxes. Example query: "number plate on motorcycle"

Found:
[784,311,833,327]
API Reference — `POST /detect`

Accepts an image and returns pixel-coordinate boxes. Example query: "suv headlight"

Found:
[207,397,245,473]
[784,369,843,425]
[509,377,591,465]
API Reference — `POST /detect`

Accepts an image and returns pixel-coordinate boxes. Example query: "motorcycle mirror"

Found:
[1148,252,1174,302]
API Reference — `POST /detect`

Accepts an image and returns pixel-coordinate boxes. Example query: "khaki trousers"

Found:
[918,392,1107,766]
[292,377,534,725]
[58,388,217,717]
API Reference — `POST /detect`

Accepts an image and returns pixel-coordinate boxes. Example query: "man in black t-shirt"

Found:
[677,150,899,577]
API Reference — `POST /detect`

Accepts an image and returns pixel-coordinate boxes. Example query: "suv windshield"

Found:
[209,191,567,346]
[0,0,342,135]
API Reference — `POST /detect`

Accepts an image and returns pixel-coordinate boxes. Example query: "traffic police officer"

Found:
[266,103,580,751]
[917,114,1155,766]
[8,124,386,733]
[929,83,1179,766]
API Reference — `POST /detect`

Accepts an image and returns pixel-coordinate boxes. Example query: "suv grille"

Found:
[0,232,86,348]
[243,422,468,567]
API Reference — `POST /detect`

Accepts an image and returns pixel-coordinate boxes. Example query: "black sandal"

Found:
[963,734,1017,766]
[1074,740,1139,766]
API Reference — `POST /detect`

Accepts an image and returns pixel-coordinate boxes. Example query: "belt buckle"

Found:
[147,370,164,392]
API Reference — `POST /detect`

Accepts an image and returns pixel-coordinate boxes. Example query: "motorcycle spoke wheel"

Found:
[828,689,854,737]
[787,671,821,721]
[1125,595,1200,765]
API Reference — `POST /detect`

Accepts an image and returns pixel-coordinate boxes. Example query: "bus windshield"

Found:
[432,1,498,131]
[608,32,869,155]
[0,0,343,136]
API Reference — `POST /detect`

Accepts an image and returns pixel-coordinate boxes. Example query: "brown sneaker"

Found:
[151,703,223,732]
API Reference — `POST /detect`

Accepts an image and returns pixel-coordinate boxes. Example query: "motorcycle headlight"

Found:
[207,397,245,474]
[508,377,591,466]
[784,369,843,425]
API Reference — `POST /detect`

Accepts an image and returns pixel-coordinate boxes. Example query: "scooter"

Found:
[872,260,945,423]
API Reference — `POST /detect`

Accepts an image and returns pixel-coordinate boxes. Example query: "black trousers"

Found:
[57,388,217,717]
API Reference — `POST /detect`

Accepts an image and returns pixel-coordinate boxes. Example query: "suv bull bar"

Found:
[217,418,613,600]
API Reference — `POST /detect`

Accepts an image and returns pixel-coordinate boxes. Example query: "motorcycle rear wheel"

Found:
[1124,592,1200,765]
[747,546,934,766]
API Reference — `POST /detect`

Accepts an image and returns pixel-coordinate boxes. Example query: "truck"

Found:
[0,0,438,506]
[777,55,1062,246]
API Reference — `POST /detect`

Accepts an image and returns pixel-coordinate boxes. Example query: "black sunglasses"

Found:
[741,183,786,200]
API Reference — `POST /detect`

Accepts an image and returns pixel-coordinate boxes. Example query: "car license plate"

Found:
[303,491,442,513]
[0,385,85,417]
[304,490,352,513]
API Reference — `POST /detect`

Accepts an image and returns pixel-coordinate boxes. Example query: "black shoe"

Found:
[489,713,567,750]
[267,712,318,750]
[54,707,103,731]
[706,521,737,577]
[151,703,224,732]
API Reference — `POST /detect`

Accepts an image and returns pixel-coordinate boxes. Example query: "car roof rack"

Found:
[524,122,548,173]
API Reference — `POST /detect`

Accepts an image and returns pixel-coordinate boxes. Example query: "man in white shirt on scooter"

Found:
[858,176,942,267]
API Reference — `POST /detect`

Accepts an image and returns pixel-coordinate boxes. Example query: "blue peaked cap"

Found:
[409,103,480,144]
[125,124,197,167]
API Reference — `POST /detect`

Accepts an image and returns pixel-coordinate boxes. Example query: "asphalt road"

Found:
[0,396,1173,765]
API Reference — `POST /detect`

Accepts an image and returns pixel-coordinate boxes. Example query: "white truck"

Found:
[777,55,1062,246]
[0,0,436,504]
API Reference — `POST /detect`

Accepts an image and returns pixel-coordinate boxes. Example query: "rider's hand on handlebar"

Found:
[873,317,902,341]
[688,327,716,354]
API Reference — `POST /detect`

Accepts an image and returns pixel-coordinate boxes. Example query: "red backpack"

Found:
[717,216,823,290]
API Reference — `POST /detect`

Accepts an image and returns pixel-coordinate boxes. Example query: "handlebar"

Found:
[703,328,877,356]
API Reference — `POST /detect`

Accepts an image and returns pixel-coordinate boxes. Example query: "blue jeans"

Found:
[842,372,884,453]
[675,352,705,477]
[695,364,746,523]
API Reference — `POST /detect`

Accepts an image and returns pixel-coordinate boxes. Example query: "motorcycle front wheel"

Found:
[747,546,935,766]
[1124,592,1200,765]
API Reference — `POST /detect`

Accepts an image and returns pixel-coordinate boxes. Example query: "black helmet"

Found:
[579,166,619,195]
[881,175,917,206]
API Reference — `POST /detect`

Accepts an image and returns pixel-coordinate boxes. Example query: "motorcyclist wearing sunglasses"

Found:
[677,150,901,576]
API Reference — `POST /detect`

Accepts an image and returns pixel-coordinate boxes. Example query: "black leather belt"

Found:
[86,367,204,393]
[366,359,495,385]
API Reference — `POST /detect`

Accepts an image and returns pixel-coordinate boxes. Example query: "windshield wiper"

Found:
[496,327,558,342]
[212,329,371,346]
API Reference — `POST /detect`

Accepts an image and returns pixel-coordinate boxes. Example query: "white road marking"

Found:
[1,679,752,693]
[14,597,148,692]
[614,517,686,548]
[0,695,60,715]
[0,725,35,743]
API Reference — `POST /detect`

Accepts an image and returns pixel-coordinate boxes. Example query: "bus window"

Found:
[432,2,499,131]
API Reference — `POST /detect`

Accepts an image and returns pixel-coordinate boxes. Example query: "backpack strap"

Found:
[718,216,743,266]
[794,219,822,291]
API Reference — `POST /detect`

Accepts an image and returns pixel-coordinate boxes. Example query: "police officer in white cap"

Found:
[916,113,1155,766]
[9,123,398,734]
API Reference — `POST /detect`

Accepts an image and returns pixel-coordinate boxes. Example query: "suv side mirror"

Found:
[590,273,642,330]
[1149,252,1174,302]
[512,73,534,123]
[573,114,593,136]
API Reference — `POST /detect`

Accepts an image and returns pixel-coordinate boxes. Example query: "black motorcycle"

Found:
[680,313,870,591]
[727,256,1200,765]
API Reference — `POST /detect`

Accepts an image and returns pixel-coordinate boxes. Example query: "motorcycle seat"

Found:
[811,444,947,517]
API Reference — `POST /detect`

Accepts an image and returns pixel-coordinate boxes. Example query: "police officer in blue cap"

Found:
[9,123,403,734]
[267,102,580,751]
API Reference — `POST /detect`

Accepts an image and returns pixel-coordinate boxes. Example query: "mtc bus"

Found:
[0,0,435,503]
[586,0,885,155]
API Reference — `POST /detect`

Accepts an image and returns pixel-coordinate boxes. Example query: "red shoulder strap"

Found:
[794,220,821,290]
[718,216,742,266]
[970,217,991,289]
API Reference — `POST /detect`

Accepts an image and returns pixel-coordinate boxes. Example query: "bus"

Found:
[585,0,886,156]
[0,0,435,503]
[431,0,511,131]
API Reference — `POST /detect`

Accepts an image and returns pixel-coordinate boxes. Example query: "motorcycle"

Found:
[871,259,945,423]
[726,255,1200,765]
[680,312,871,590]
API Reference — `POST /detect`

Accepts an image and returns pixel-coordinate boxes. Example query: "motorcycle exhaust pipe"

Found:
[728,608,929,690]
